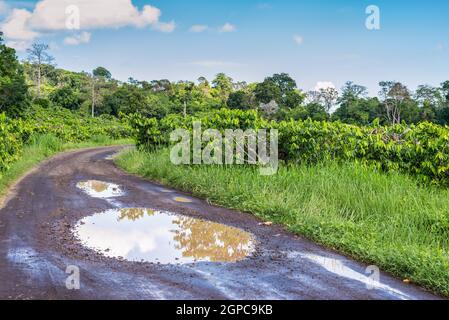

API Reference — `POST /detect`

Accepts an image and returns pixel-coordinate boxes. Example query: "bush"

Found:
[0,107,130,174]
[125,108,449,185]
[0,113,24,172]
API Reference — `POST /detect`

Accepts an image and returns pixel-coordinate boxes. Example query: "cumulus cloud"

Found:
[64,31,91,45]
[219,23,236,33]
[2,9,39,40]
[314,81,336,91]
[293,34,303,45]
[189,24,208,33]
[0,0,174,50]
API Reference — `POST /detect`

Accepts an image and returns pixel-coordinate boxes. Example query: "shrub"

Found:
[0,107,130,174]
[126,108,449,185]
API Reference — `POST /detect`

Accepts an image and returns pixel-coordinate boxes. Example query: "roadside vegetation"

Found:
[0,134,130,199]
[116,148,449,297]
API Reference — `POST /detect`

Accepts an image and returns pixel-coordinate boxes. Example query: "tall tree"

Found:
[0,32,30,116]
[255,73,303,109]
[308,87,339,113]
[379,81,411,125]
[90,66,112,117]
[339,81,368,104]
[212,73,234,105]
[440,81,449,103]
[27,43,55,98]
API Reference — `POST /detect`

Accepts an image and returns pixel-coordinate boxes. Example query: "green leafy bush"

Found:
[0,107,129,174]
[126,108,449,184]
[0,113,25,172]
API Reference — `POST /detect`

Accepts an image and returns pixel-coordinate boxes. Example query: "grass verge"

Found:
[0,134,132,199]
[116,148,449,297]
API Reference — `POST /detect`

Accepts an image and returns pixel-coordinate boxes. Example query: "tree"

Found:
[49,85,82,110]
[307,87,338,113]
[379,81,411,125]
[92,66,112,79]
[339,81,368,104]
[255,73,303,109]
[212,73,234,105]
[149,79,171,92]
[333,97,381,125]
[441,81,449,103]
[415,85,442,122]
[254,80,281,105]
[101,84,147,116]
[227,90,253,110]
[27,42,55,98]
[90,66,112,117]
[0,32,30,116]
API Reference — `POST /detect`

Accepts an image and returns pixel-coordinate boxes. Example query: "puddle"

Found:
[73,208,255,264]
[286,251,412,300]
[174,197,193,203]
[77,180,124,198]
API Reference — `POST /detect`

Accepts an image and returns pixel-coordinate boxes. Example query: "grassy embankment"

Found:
[0,134,132,198]
[116,148,449,297]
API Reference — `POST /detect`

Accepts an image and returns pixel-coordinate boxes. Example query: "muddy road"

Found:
[0,147,440,300]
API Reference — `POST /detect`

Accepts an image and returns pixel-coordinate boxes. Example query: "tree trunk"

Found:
[91,78,96,118]
[37,64,41,98]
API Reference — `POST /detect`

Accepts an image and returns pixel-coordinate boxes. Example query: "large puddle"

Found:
[77,180,124,198]
[73,208,255,264]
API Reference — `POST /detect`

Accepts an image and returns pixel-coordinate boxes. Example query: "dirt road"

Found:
[0,146,440,300]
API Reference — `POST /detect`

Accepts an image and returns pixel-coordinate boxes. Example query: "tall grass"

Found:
[116,148,449,297]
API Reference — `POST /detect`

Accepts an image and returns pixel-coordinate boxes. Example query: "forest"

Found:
[2,33,449,128]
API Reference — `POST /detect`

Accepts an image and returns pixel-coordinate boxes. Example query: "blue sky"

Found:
[1,0,448,94]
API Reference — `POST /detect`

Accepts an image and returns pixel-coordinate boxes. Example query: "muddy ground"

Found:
[0,147,441,300]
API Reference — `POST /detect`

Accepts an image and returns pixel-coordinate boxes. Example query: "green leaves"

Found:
[127,108,449,185]
[0,107,129,173]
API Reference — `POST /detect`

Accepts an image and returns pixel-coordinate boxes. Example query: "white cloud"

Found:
[27,0,162,31]
[0,0,174,51]
[64,31,91,45]
[314,81,336,91]
[189,24,208,33]
[153,21,176,33]
[1,8,39,50]
[219,22,236,33]
[293,34,303,45]
[1,9,39,40]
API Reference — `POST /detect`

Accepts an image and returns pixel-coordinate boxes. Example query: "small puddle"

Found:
[73,208,255,264]
[174,197,193,203]
[77,180,124,198]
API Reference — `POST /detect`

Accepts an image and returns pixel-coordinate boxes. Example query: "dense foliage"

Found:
[0,107,129,173]
[13,38,449,127]
[126,108,449,184]
[0,33,30,117]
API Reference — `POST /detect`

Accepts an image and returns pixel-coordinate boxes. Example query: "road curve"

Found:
[0,146,440,300]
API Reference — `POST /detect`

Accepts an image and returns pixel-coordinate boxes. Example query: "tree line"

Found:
[2,34,449,126]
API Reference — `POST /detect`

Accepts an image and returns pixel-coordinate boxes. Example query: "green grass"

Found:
[0,134,132,198]
[116,148,449,297]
